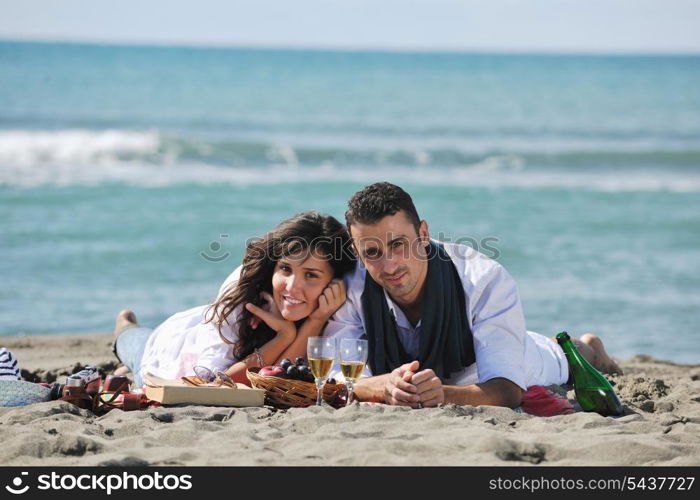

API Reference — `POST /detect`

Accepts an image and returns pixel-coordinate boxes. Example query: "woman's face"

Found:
[271,250,334,322]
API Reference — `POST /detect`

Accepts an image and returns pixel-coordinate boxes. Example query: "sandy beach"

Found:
[0,332,698,466]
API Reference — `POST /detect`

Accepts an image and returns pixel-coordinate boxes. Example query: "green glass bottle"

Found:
[556,331,624,416]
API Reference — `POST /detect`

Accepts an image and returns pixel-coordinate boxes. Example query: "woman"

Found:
[112,211,356,387]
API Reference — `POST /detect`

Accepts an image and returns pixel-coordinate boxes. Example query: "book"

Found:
[143,373,265,407]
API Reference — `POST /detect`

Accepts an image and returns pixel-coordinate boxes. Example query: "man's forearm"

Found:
[443,378,523,408]
[353,375,523,408]
[353,374,391,403]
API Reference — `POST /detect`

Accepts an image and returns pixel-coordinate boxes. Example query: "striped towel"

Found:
[0,348,22,380]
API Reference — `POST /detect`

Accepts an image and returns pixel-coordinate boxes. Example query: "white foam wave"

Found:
[1,130,699,193]
[2,157,700,193]
[0,129,161,167]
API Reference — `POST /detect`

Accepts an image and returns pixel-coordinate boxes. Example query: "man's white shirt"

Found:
[323,241,568,389]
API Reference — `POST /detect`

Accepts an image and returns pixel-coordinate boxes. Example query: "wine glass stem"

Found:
[346,382,354,406]
[315,379,324,406]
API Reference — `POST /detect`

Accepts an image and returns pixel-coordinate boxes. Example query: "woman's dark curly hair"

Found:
[205,211,355,360]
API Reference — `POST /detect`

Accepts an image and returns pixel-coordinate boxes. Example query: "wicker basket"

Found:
[246,368,346,409]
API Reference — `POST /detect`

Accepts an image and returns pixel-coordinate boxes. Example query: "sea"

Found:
[1,41,699,363]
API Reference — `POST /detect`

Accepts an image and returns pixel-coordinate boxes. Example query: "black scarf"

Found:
[361,241,476,380]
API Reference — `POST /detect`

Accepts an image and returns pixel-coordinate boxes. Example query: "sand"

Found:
[1,332,699,466]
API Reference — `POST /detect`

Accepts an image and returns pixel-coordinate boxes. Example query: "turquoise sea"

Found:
[1,41,699,363]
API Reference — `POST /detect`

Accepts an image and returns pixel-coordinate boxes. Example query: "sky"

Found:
[1,0,699,54]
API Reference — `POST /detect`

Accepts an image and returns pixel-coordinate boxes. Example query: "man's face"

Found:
[350,211,430,307]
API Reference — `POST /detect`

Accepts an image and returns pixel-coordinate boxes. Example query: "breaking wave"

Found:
[1,129,699,192]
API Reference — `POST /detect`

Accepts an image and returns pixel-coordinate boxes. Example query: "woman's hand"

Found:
[308,279,347,322]
[245,292,296,339]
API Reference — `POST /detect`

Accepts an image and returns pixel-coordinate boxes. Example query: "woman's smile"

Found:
[282,295,305,306]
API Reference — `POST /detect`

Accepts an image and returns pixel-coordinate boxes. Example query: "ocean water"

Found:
[1,41,699,363]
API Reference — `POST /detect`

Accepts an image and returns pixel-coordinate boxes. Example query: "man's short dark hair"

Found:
[345,182,421,233]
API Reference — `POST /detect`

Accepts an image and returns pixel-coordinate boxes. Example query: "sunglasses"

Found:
[181,366,237,389]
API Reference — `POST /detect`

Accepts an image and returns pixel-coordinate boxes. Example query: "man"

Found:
[324,182,621,409]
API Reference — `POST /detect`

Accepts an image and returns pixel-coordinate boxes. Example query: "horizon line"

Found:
[2,36,700,58]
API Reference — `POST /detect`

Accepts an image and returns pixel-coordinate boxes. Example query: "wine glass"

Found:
[307,337,336,406]
[339,338,368,405]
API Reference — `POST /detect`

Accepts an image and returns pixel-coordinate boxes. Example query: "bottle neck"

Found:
[558,336,608,387]
[559,338,588,366]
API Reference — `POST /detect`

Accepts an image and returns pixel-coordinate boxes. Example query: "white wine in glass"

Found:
[308,357,334,379]
[339,338,368,405]
[307,337,336,406]
[340,361,365,380]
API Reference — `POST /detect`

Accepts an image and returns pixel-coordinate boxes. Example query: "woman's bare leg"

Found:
[113,309,139,375]
[114,309,138,336]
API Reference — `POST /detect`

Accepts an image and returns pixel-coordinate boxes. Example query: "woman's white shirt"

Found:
[139,267,243,380]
